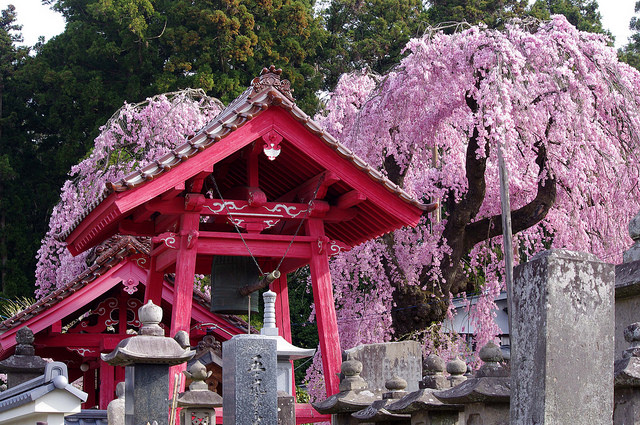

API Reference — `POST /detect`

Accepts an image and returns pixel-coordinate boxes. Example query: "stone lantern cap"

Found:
[351,376,410,422]
[434,343,510,404]
[386,353,464,414]
[101,301,194,366]
[312,355,377,414]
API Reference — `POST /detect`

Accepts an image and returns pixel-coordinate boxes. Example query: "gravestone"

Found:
[511,249,614,425]
[345,341,422,395]
[223,334,278,425]
[178,360,223,425]
[0,327,47,388]
[616,211,640,360]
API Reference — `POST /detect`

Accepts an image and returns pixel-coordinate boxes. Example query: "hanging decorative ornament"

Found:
[262,130,283,160]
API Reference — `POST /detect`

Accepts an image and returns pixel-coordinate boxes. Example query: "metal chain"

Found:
[210,174,265,276]
[274,174,325,272]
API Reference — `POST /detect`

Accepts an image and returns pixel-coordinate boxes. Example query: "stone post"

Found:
[101,301,194,425]
[0,327,47,388]
[435,342,510,425]
[511,249,614,425]
[445,357,467,388]
[614,322,640,424]
[178,360,223,425]
[312,355,377,425]
[223,334,278,425]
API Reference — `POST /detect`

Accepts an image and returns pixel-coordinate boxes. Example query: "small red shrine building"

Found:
[0,236,247,409]
[59,66,432,397]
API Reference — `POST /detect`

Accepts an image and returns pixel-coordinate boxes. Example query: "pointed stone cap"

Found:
[260,290,315,360]
[434,343,510,404]
[101,301,194,366]
[476,342,508,378]
[312,355,376,414]
[447,356,468,386]
[382,376,407,400]
[178,361,222,408]
[352,379,410,422]
[420,354,448,390]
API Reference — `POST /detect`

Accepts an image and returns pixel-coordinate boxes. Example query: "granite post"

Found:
[511,249,614,424]
[223,334,278,425]
[0,327,47,388]
[101,301,194,425]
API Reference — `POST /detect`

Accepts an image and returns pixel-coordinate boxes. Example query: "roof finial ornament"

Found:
[251,65,294,101]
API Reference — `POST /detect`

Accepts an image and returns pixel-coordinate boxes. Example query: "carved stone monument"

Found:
[223,334,278,425]
[511,249,614,425]
[101,301,194,425]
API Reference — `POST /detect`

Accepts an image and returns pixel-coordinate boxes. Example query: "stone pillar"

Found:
[278,391,296,425]
[101,301,194,425]
[223,334,278,425]
[0,327,47,388]
[435,343,509,425]
[445,357,467,388]
[614,322,640,424]
[511,249,614,425]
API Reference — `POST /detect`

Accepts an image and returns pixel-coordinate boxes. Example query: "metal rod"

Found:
[497,144,514,351]
[239,270,281,296]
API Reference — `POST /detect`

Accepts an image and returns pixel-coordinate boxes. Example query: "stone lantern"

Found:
[101,300,194,425]
[261,290,315,396]
[178,360,223,425]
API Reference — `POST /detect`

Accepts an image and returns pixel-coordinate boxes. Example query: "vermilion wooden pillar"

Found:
[99,360,115,409]
[271,271,292,343]
[144,241,164,305]
[82,368,96,408]
[306,219,341,396]
[169,211,200,390]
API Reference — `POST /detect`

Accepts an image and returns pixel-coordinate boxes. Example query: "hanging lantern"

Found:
[210,256,260,314]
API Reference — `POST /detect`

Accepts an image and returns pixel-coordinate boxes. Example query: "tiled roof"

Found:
[59,66,430,240]
[0,236,247,333]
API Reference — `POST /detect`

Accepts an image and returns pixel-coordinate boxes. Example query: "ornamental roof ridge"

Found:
[58,66,433,241]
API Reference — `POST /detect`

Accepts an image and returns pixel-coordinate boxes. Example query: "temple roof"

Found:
[61,66,435,256]
[0,236,246,339]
